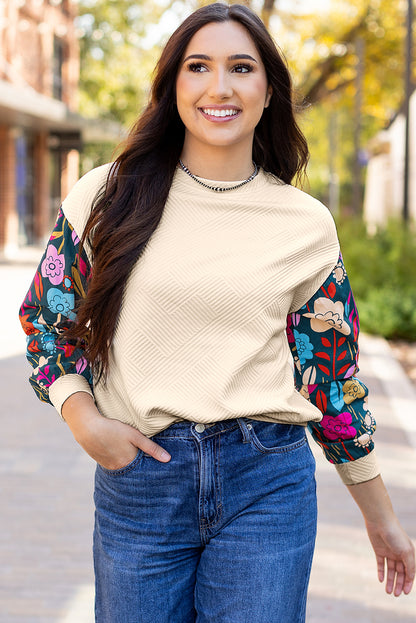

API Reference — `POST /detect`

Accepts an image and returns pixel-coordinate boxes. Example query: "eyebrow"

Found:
[183,53,258,63]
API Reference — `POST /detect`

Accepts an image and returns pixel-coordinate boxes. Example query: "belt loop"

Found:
[237,418,251,443]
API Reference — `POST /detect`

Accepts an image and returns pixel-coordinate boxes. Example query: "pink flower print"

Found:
[41,245,65,285]
[302,298,351,336]
[320,412,356,441]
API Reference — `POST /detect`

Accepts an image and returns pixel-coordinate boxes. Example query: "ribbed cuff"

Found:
[335,451,380,485]
[49,374,94,419]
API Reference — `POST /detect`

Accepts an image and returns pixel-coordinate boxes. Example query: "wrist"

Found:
[347,475,397,526]
[62,392,101,441]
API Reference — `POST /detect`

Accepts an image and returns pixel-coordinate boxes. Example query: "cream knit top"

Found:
[51,163,341,436]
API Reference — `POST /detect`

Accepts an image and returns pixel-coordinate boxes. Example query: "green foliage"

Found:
[76,0,166,126]
[337,218,416,340]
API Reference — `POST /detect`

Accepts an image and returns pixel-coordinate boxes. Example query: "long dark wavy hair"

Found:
[69,2,309,380]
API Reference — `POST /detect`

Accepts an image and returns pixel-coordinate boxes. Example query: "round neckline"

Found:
[174,165,270,193]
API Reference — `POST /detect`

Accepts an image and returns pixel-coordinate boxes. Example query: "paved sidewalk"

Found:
[1,260,415,622]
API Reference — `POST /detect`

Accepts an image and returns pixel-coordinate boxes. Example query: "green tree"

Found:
[76,0,174,125]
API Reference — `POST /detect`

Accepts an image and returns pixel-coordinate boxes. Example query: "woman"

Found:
[20,3,414,622]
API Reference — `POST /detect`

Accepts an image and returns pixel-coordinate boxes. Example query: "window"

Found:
[52,36,64,100]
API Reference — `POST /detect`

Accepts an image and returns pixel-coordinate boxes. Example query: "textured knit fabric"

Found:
[19,163,379,484]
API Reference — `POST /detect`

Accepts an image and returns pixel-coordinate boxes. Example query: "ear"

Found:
[264,85,273,108]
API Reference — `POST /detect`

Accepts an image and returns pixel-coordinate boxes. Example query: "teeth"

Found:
[202,108,239,117]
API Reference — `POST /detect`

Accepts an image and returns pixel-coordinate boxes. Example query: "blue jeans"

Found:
[93,418,317,623]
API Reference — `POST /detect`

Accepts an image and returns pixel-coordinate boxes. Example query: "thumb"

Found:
[132,430,171,463]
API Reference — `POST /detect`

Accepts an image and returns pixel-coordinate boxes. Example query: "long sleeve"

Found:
[18,206,94,415]
[286,254,379,485]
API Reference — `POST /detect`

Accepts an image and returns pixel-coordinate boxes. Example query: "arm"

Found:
[18,206,94,410]
[348,475,415,596]
[19,205,170,466]
[287,254,415,594]
[287,253,377,484]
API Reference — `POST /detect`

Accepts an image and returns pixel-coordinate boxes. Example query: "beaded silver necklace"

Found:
[179,159,258,192]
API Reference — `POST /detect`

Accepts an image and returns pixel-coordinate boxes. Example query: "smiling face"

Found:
[176,20,272,163]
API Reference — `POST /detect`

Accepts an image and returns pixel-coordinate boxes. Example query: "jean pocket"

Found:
[245,420,306,455]
[97,449,144,476]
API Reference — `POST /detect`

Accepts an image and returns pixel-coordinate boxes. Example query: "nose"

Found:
[206,68,233,99]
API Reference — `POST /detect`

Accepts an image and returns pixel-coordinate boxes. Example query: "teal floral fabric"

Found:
[286,255,376,465]
[19,209,375,466]
[18,207,93,403]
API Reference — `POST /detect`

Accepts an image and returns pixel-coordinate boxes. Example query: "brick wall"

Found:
[1,0,79,109]
[0,0,82,253]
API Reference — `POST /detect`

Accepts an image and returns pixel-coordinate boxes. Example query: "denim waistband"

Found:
[151,417,298,441]
[153,418,241,440]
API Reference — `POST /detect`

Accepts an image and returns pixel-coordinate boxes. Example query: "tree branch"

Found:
[301,7,370,104]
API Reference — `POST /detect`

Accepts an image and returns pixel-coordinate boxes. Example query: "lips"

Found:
[199,107,241,121]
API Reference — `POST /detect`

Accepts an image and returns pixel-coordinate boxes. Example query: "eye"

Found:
[232,64,254,73]
[187,62,208,73]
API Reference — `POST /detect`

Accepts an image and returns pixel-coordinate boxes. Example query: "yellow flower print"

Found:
[343,379,365,404]
[302,298,351,336]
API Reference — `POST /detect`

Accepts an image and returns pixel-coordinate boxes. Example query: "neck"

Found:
[180,142,254,181]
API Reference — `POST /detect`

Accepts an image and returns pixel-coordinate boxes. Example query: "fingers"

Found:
[385,559,395,594]
[376,554,385,583]
[383,556,415,596]
[132,430,171,463]
[403,575,415,595]
[403,543,416,595]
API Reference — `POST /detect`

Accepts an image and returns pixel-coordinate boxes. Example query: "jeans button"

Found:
[195,423,205,433]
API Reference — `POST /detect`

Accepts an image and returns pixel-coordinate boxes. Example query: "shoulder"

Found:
[262,173,338,242]
[61,162,113,237]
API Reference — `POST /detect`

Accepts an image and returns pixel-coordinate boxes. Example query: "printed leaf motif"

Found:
[78,256,87,277]
[330,382,345,410]
[302,366,316,385]
[328,282,336,298]
[316,351,331,360]
[337,350,347,361]
[318,364,331,375]
[321,337,332,348]
[338,363,352,376]
[72,266,86,298]
[338,337,346,347]
[316,390,327,413]
[34,272,43,300]
[291,313,301,327]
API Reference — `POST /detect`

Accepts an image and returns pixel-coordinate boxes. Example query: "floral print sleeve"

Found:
[18,207,93,405]
[286,254,376,467]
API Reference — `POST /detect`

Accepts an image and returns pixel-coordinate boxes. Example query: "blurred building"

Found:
[363,90,416,229]
[0,0,120,257]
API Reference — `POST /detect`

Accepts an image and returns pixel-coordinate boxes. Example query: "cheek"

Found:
[176,74,198,108]
[249,76,269,106]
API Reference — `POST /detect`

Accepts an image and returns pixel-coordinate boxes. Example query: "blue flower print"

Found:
[47,288,75,320]
[42,333,56,355]
[293,330,314,365]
